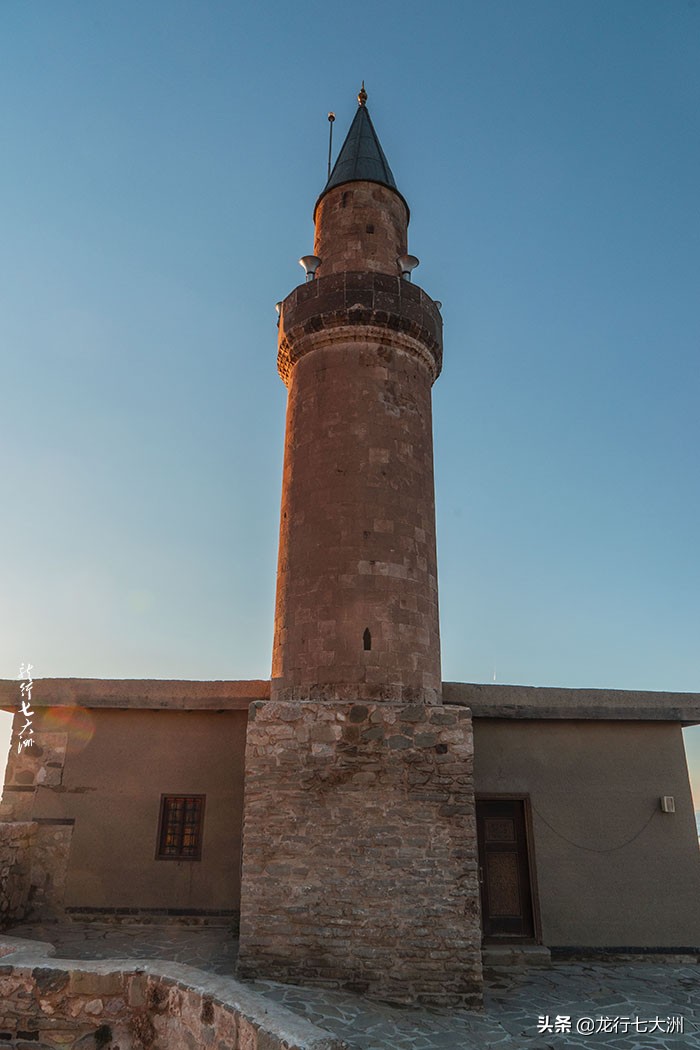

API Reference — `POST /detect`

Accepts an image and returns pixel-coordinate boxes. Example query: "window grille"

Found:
[157,795,205,860]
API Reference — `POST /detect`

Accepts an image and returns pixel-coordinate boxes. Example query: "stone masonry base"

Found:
[0,945,342,1050]
[236,700,483,1007]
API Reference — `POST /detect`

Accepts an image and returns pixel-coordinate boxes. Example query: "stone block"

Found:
[69,972,124,997]
[237,699,483,1006]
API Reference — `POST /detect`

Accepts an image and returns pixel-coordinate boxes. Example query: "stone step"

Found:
[482,943,552,968]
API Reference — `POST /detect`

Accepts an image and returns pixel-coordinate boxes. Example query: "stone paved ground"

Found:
[251,964,700,1049]
[6,923,700,1050]
[6,919,239,975]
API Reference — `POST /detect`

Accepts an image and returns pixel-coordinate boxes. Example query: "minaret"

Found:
[272,84,444,705]
[238,89,482,1007]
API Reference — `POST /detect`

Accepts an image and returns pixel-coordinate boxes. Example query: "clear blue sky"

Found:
[1,1,699,802]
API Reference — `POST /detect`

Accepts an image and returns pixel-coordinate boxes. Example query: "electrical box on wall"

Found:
[660,796,676,813]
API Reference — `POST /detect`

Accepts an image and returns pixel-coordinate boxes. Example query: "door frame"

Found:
[475,793,543,945]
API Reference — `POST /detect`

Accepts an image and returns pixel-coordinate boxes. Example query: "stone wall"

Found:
[3,722,68,795]
[0,823,35,929]
[1,714,73,921]
[273,273,444,706]
[0,820,72,926]
[237,700,482,1007]
[0,961,343,1049]
[313,182,409,278]
[0,718,69,824]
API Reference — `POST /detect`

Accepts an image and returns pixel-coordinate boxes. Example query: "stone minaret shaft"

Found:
[239,92,482,1008]
[272,96,443,704]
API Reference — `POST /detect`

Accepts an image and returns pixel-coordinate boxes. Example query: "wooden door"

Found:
[476,798,535,941]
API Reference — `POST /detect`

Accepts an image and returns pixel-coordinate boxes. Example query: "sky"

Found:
[1,1,699,803]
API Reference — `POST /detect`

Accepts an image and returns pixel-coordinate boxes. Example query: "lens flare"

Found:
[41,706,96,752]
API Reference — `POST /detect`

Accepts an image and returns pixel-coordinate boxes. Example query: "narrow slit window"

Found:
[363,628,372,651]
[157,795,205,860]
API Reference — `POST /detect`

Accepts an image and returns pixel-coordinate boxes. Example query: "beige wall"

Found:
[473,719,700,947]
[29,708,247,912]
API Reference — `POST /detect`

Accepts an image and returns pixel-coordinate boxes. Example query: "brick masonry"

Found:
[237,700,483,1008]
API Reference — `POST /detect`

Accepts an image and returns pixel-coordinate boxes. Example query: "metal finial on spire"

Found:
[316,92,405,216]
[358,81,367,107]
[327,112,336,179]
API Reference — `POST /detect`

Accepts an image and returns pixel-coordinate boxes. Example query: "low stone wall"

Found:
[0,955,344,1049]
[237,700,483,1007]
[0,822,36,928]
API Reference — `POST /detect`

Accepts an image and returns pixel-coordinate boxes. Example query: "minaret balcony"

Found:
[277,270,443,385]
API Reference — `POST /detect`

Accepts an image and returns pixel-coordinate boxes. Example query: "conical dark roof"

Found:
[315,100,408,217]
[325,104,397,192]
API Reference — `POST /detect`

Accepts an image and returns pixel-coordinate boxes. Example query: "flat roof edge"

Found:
[443,682,700,724]
[0,679,270,711]
[1,679,698,722]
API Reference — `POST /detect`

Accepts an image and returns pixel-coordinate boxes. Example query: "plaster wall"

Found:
[14,708,247,914]
[473,719,700,947]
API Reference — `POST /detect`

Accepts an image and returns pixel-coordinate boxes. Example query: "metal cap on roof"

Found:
[314,87,408,218]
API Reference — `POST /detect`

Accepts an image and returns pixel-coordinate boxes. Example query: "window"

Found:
[156,795,205,860]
